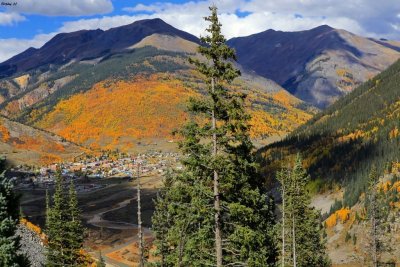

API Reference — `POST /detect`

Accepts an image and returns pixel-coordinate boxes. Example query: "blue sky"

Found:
[0,0,399,62]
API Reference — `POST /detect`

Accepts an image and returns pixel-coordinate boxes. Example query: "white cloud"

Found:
[4,0,113,16]
[0,12,25,26]
[59,15,145,32]
[122,0,400,39]
[0,33,55,62]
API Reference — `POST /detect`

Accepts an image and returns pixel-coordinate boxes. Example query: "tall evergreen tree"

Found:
[67,180,85,264]
[152,173,174,267]
[97,251,106,267]
[365,166,390,266]
[46,170,68,266]
[152,5,277,267]
[136,163,145,267]
[277,155,330,267]
[46,170,85,266]
[366,166,379,267]
[0,159,29,266]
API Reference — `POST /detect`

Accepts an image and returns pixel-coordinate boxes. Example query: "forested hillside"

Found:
[0,42,313,152]
[259,58,400,209]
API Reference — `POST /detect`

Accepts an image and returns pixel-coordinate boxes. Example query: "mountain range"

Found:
[0,18,399,164]
[228,25,400,108]
[1,19,399,109]
[0,18,198,78]
[0,18,314,163]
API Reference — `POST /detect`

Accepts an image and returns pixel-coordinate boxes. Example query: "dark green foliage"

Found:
[46,171,85,266]
[260,58,400,210]
[66,181,85,263]
[0,158,29,267]
[152,6,277,267]
[365,166,391,265]
[277,155,330,267]
[329,199,343,215]
[345,232,351,243]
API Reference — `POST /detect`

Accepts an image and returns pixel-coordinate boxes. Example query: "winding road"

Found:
[86,191,152,266]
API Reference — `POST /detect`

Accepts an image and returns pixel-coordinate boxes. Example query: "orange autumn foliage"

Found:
[8,134,65,164]
[337,207,351,223]
[325,207,351,228]
[377,181,392,193]
[20,218,47,244]
[392,162,400,173]
[325,213,337,228]
[13,135,42,150]
[0,119,10,142]
[249,110,279,138]
[39,153,62,165]
[391,181,400,193]
[46,142,66,153]
[34,72,313,149]
[389,127,399,139]
[36,75,198,148]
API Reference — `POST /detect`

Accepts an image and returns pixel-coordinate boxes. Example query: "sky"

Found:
[0,0,399,62]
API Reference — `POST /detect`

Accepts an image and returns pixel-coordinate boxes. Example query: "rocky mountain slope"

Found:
[228,25,400,108]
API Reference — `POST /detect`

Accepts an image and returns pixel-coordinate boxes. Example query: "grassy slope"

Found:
[0,116,83,165]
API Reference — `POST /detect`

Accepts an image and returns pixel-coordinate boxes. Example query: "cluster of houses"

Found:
[11,151,181,192]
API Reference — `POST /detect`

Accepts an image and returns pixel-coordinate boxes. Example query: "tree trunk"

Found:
[137,163,144,267]
[212,77,223,267]
[291,173,299,267]
[282,182,285,267]
[371,190,377,267]
[178,228,185,267]
[292,213,296,267]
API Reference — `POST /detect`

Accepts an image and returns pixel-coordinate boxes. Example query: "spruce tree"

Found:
[152,5,277,267]
[365,166,390,266]
[67,180,85,265]
[46,170,85,266]
[0,159,29,266]
[46,170,68,266]
[136,163,145,267]
[152,173,175,266]
[277,155,330,267]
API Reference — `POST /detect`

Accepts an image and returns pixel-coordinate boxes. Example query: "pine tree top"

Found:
[189,6,240,83]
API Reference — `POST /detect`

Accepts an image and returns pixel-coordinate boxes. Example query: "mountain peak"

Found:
[313,24,334,31]
[228,25,400,108]
[0,18,199,78]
